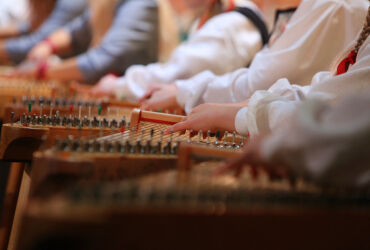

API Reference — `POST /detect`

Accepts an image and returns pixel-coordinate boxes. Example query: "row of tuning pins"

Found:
[16,96,101,109]
[55,133,181,155]
[187,130,244,149]
[16,111,128,130]
[66,180,277,206]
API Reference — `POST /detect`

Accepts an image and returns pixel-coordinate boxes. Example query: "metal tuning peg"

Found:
[223,131,229,148]
[206,130,211,145]
[198,130,203,144]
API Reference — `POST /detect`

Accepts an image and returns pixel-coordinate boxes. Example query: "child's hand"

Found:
[164,103,242,134]
[90,74,118,97]
[27,42,53,62]
[141,84,182,113]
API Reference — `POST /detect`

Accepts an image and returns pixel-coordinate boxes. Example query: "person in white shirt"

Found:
[165,7,370,145]
[218,90,370,189]
[142,0,368,114]
[89,0,290,99]
[0,0,28,31]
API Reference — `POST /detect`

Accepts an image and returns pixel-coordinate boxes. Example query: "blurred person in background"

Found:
[14,0,159,84]
[89,0,282,101]
[0,0,86,64]
[0,0,28,38]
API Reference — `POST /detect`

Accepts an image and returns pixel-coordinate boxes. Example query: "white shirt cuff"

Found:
[235,107,249,136]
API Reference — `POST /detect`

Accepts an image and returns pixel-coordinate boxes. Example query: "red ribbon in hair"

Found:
[336,50,357,75]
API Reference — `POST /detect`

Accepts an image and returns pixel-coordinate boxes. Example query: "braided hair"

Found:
[354,6,370,53]
[335,6,370,75]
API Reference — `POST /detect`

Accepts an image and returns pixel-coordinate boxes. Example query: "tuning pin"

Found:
[72,116,78,127]
[223,131,229,148]
[83,116,90,127]
[20,113,25,124]
[28,102,32,114]
[60,139,69,151]
[46,98,52,106]
[31,114,37,125]
[71,139,80,152]
[99,120,104,137]
[172,138,181,154]
[163,139,171,154]
[39,103,43,117]
[55,98,61,107]
[135,138,142,154]
[119,119,126,133]
[22,96,27,105]
[83,140,92,152]
[60,115,66,126]
[88,105,92,119]
[78,104,82,119]
[198,130,203,144]
[49,102,54,118]
[93,116,99,127]
[66,116,72,126]
[124,140,132,153]
[103,118,109,128]
[214,131,220,146]
[38,96,45,106]
[98,105,102,117]
[30,96,36,105]
[144,138,151,154]
[232,132,237,148]
[54,111,59,125]
[37,114,42,125]
[206,130,211,144]
[46,114,52,125]
[155,141,162,155]
[41,115,47,125]
[110,119,118,129]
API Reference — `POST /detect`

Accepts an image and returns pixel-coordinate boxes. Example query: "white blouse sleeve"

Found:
[236,36,370,137]
[177,0,369,110]
[115,11,263,101]
[260,93,370,189]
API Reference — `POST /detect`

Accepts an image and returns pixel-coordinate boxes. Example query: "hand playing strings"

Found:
[215,137,294,183]
[164,103,241,135]
[140,84,182,113]
[90,74,118,97]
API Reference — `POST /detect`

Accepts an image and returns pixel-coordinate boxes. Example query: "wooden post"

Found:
[0,163,24,250]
